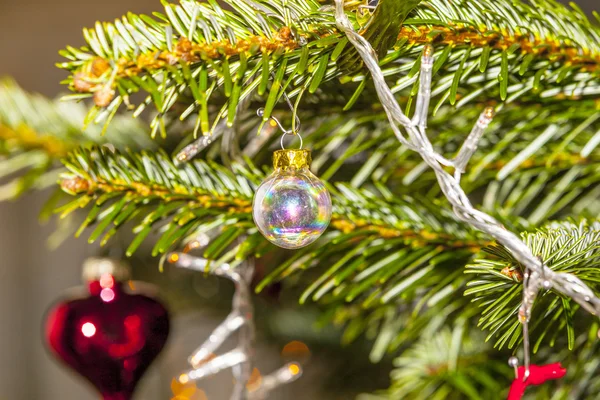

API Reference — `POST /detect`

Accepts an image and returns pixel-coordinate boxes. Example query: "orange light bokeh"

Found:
[281,340,311,363]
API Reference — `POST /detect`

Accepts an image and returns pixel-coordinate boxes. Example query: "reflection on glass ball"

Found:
[253,157,331,249]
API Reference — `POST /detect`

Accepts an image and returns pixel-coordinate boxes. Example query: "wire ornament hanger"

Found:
[257,84,304,151]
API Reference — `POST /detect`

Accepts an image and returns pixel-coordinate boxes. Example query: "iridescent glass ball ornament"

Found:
[253,149,332,249]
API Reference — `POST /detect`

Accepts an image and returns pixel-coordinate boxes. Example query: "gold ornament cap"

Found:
[82,257,131,283]
[273,149,312,170]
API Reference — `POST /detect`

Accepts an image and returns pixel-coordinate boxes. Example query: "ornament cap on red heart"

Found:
[44,258,170,400]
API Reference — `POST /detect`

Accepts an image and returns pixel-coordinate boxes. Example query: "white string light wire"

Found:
[334,0,600,380]
[165,252,302,400]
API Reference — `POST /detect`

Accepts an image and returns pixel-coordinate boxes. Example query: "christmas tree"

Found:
[2,0,600,398]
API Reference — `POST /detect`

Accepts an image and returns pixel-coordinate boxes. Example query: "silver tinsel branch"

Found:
[333,0,600,378]
[165,251,302,400]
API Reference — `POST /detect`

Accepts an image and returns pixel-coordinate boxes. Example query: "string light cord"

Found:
[334,0,600,379]
[165,252,302,399]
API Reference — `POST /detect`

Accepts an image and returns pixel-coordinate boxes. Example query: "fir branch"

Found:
[0,78,150,201]
[58,0,600,137]
[466,220,600,351]
[58,0,338,137]
[400,1,600,76]
[0,123,70,158]
[57,146,484,258]
[359,327,510,400]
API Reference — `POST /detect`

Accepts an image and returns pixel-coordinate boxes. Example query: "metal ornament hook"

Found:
[280,131,303,150]
[508,356,519,379]
[257,108,303,150]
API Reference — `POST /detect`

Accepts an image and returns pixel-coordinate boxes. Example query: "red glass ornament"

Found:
[44,259,170,400]
[507,363,566,400]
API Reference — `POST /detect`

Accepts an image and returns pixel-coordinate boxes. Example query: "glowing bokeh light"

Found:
[99,273,114,289]
[288,363,301,375]
[100,288,115,302]
[281,340,311,362]
[246,367,262,392]
[81,322,96,338]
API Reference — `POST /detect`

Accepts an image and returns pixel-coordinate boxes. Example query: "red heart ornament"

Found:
[44,264,169,400]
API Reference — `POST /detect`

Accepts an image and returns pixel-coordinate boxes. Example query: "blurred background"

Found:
[0,0,596,399]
